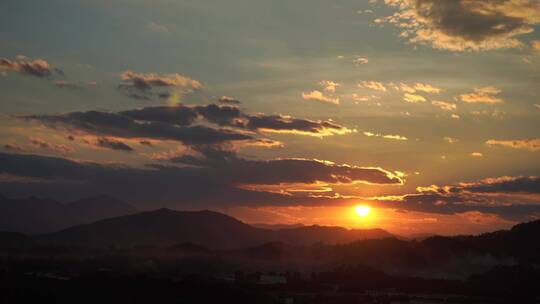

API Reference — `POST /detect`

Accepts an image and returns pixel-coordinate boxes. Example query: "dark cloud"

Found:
[54,80,83,90]
[3,144,24,152]
[23,110,253,145]
[121,106,198,126]
[139,140,153,147]
[0,57,60,78]
[1,151,537,221]
[218,96,241,105]
[22,104,353,147]
[380,0,540,51]
[96,138,134,152]
[369,176,540,221]
[171,155,403,186]
[0,152,400,209]
[118,71,202,99]
[245,114,353,136]
[194,104,244,127]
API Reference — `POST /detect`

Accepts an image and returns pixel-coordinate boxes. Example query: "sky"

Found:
[1,0,539,236]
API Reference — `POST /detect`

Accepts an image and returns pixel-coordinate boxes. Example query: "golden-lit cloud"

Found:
[532,40,540,53]
[403,93,426,103]
[459,86,504,104]
[486,139,540,151]
[363,131,408,141]
[358,81,387,92]
[414,82,441,94]
[319,80,341,93]
[444,137,459,144]
[352,57,369,65]
[301,90,340,105]
[471,152,483,157]
[432,100,457,111]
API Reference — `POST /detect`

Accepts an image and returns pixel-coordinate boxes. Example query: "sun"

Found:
[355,205,371,218]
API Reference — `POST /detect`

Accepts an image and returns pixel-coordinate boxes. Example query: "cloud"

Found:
[96,138,134,152]
[3,144,24,152]
[146,22,169,34]
[170,156,404,186]
[29,138,73,154]
[358,81,387,91]
[301,90,340,105]
[398,82,416,93]
[352,57,369,65]
[471,152,483,157]
[0,152,402,209]
[459,86,504,104]
[432,100,457,111]
[23,110,253,146]
[486,139,540,151]
[119,71,202,99]
[54,80,83,90]
[403,93,426,103]
[379,0,540,51]
[22,104,354,154]
[444,137,459,144]
[0,56,60,78]
[371,176,540,221]
[218,96,241,105]
[363,131,408,141]
[319,80,340,93]
[414,82,441,94]
[245,114,354,137]
[533,40,540,53]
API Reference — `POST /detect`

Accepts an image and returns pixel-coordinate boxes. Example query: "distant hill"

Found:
[37,208,395,249]
[38,209,274,249]
[0,194,136,234]
[277,225,393,245]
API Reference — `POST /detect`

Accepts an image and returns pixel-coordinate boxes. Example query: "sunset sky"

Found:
[1,0,539,236]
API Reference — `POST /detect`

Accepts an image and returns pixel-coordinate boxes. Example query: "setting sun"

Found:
[355,205,371,218]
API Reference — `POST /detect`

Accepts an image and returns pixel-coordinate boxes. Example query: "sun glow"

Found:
[355,205,371,218]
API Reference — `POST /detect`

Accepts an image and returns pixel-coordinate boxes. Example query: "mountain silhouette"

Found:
[0,194,136,234]
[37,208,394,249]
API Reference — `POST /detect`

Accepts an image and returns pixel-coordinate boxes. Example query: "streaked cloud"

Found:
[486,139,540,151]
[363,131,408,141]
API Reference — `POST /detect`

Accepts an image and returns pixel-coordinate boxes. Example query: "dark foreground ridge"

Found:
[1,195,540,303]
